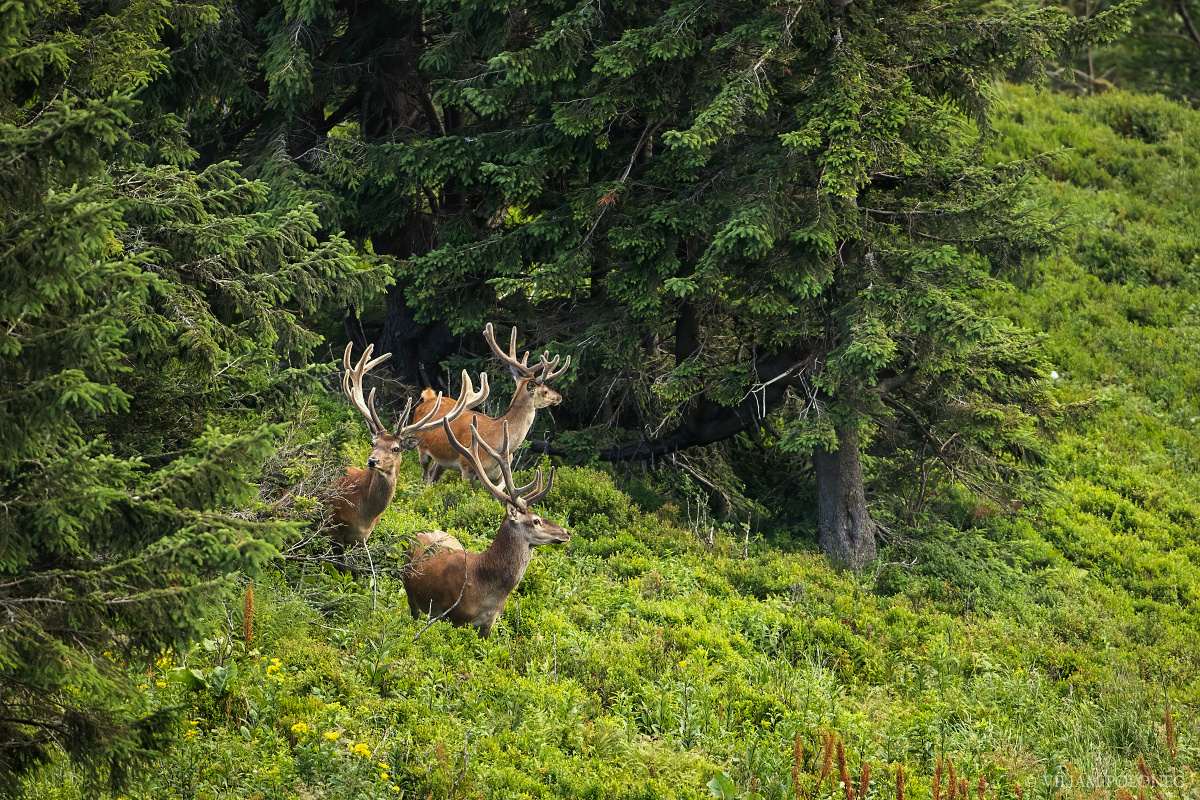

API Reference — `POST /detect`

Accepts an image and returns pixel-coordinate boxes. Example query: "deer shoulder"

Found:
[324,342,489,548]
[414,322,570,485]
[403,417,570,638]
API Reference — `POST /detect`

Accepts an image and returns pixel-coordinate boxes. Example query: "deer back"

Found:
[404,534,490,628]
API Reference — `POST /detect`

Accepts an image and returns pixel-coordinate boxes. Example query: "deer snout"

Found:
[366,456,378,469]
[553,528,571,544]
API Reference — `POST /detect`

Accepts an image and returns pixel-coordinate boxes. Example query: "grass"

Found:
[18,86,1200,799]
[20,450,1197,799]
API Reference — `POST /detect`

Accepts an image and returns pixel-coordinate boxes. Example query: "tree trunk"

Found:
[813,424,877,570]
[376,284,457,391]
[352,212,457,391]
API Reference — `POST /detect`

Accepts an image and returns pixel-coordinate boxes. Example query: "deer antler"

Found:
[343,343,489,436]
[483,322,536,379]
[394,370,490,436]
[534,350,571,384]
[441,417,554,512]
[483,323,571,385]
[342,342,393,436]
[513,463,555,507]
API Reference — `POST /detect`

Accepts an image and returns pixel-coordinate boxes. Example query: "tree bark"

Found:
[342,8,459,391]
[813,424,877,570]
[376,283,457,391]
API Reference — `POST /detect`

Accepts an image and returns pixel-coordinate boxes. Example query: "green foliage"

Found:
[19,415,1196,798]
[1056,0,1200,106]
[0,0,387,790]
[6,1,1200,797]
[143,0,1137,563]
[20,77,1198,800]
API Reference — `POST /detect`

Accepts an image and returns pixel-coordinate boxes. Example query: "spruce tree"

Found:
[0,0,385,789]
[157,0,1132,568]
[1060,0,1200,104]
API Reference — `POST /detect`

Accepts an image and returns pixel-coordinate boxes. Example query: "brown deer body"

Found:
[328,465,399,547]
[326,343,488,547]
[402,418,569,637]
[414,324,569,483]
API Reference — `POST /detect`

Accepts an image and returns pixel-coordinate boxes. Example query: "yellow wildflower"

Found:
[323,730,340,742]
[290,721,310,735]
[184,728,199,740]
[155,680,167,689]
[265,663,281,675]
[349,742,371,758]
[377,762,391,771]
[379,772,389,782]
[390,785,400,793]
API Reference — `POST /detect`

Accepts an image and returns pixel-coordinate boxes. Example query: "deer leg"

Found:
[459,457,499,485]
[424,461,444,484]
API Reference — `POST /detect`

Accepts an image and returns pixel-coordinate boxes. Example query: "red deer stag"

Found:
[402,417,569,637]
[414,323,570,483]
[327,343,489,547]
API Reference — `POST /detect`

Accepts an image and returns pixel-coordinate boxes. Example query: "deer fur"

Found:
[414,323,569,484]
[327,434,408,547]
[402,417,568,637]
[404,512,568,637]
[414,379,560,483]
[325,342,488,547]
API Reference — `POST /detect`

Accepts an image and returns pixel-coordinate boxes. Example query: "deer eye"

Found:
[391,445,401,452]
[533,518,542,526]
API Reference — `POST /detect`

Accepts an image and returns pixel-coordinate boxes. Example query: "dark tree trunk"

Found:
[813,424,877,570]
[340,9,459,392]
[375,284,457,391]
[673,300,699,363]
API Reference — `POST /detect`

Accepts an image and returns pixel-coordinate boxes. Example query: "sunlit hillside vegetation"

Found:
[17,85,1199,800]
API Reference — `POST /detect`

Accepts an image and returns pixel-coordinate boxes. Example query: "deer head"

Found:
[342,342,489,477]
[482,323,571,410]
[441,415,570,546]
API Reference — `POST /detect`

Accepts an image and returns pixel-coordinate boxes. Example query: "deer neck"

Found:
[474,519,533,594]
[499,379,537,444]
[361,467,397,520]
